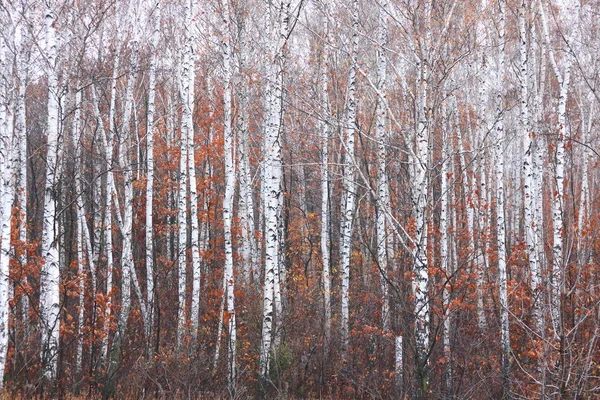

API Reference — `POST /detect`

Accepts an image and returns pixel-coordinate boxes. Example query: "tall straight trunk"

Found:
[521,1,543,339]
[259,0,290,384]
[532,20,546,276]
[221,0,237,392]
[475,10,490,331]
[320,28,331,347]
[14,19,28,329]
[550,65,569,333]
[237,37,257,285]
[412,2,432,392]
[187,67,202,341]
[375,0,391,333]
[93,83,115,363]
[107,39,140,385]
[577,93,592,261]
[340,0,358,358]
[73,88,85,375]
[0,34,15,388]
[496,0,510,393]
[540,0,575,337]
[144,2,160,351]
[177,0,195,345]
[176,98,189,347]
[39,4,61,380]
[186,47,202,344]
[440,102,451,398]
[475,153,488,331]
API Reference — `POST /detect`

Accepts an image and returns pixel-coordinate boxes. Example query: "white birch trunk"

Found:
[144,2,160,352]
[496,0,510,391]
[441,98,452,398]
[532,17,546,288]
[186,41,202,344]
[259,0,290,383]
[14,20,28,328]
[340,0,359,357]
[39,4,61,379]
[0,34,15,388]
[577,93,592,262]
[221,0,237,390]
[236,26,257,285]
[475,8,491,331]
[237,93,255,284]
[73,88,85,375]
[412,1,432,383]
[376,0,391,333]
[93,83,115,363]
[320,32,331,346]
[176,106,189,347]
[212,272,227,374]
[539,0,576,335]
[108,36,144,381]
[395,336,403,396]
[177,0,194,345]
[521,1,544,339]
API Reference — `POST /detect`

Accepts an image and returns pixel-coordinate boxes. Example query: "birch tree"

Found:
[177,0,195,345]
[0,20,15,386]
[375,0,392,333]
[540,0,577,338]
[39,2,62,380]
[411,1,432,390]
[221,0,237,391]
[339,0,358,358]
[319,15,332,347]
[144,1,160,351]
[259,0,291,385]
[495,0,510,392]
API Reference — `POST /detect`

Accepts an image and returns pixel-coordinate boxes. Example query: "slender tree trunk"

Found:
[340,0,358,359]
[177,0,195,345]
[440,96,452,399]
[14,19,29,334]
[496,1,510,393]
[73,87,86,376]
[39,4,61,380]
[187,59,202,344]
[144,2,160,353]
[0,34,15,388]
[107,37,142,391]
[376,0,391,333]
[320,29,331,347]
[259,0,290,385]
[521,1,544,342]
[412,2,432,393]
[93,82,115,364]
[221,0,237,392]
[237,44,256,285]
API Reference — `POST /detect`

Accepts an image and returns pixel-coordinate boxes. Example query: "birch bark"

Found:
[145,2,160,351]
[0,31,15,388]
[320,25,331,346]
[412,1,432,388]
[259,0,290,383]
[221,0,237,391]
[340,0,358,357]
[375,0,392,333]
[495,0,510,392]
[39,3,61,380]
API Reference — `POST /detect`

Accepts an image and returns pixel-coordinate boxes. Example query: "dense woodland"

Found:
[0,0,599,398]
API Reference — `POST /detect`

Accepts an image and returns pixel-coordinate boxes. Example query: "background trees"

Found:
[0,0,599,398]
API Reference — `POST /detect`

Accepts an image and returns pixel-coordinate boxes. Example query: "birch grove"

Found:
[0,0,599,398]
